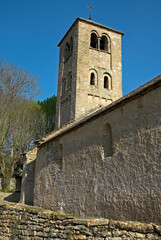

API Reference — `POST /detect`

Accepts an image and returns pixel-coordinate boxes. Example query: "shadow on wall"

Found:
[20,159,36,206]
[1,176,21,203]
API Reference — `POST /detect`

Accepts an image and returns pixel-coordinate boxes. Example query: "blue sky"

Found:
[0,0,161,101]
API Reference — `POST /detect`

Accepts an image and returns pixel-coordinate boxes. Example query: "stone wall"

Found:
[20,147,37,205]
[34,76,161,224]
[56,19,78,128]
[56,18,123,128]
[0,202,161,239]
[76,19,123,119]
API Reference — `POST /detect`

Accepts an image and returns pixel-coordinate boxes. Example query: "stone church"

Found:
[20,18,161,224]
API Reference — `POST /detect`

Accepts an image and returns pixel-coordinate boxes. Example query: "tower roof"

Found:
[58,17,124,47]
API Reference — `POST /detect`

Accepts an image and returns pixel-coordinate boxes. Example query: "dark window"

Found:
[104,76,108,89]
[90,33,98,49]
[100,36,108,51]
[90,73,95,85]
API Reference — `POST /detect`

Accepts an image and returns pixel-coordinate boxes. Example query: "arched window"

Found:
[90,72,95,85]
[90,32,98,49]
[104,76,109,89]
[102,124,113,157]
[103,73,112,90]
[100,35,108,51]
[62,78,66,94]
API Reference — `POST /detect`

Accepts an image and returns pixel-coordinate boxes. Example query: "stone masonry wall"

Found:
[20,147,37,205]
[55,18,123,128]
[34,77,161,224]
[76,19,123,119]
[56,19,78,128]
[0,202,161,239]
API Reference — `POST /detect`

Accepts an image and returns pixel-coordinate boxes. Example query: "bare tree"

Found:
[0,61,45,189]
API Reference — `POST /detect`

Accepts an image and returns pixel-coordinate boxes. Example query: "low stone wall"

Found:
[0,202,161,239]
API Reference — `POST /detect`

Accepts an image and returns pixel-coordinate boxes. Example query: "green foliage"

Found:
[0,189,19,193]
[0,61,45,189]
[38,95,57,134]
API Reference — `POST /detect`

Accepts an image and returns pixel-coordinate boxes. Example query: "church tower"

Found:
[55,18,124,129]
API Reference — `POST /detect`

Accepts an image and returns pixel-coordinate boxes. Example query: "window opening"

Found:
[104,76,109,89]
[90,33,98,49]
[100,36,108,51]
[90,73,95,85]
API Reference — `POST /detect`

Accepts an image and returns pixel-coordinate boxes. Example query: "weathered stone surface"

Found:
[0,202,161,239]
[20,147,37,205]
[154,225,161,234]
[33,75,161,224]
[109,220,154,233]
[55,18,123,128]
[20,17,161,226]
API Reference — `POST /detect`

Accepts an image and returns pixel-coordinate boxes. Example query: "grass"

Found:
[0,189,20,193]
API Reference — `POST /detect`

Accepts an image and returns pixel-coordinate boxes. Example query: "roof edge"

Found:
[37,74,161,147]
[58,17,124,47]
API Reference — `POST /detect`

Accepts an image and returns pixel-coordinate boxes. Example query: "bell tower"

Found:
[55,18,124,129]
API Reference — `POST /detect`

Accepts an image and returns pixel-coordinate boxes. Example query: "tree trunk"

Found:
[3,169,12,190]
